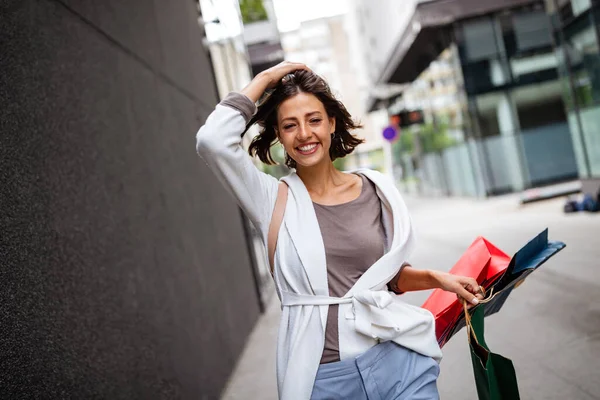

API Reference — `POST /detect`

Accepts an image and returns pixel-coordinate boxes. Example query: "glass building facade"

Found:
[551,0,600,180]
[456,2,579,195]
[395,1,595,197]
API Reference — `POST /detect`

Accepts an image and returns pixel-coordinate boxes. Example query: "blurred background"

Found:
[1,0,599,399]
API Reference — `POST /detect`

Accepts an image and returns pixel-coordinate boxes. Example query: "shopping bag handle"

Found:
[463,276,527,338]
[462,286,494,347]
[463,289,494,369]
[462,280,527,371]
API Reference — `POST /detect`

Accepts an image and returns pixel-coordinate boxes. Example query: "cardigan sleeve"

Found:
[196,92,279,238]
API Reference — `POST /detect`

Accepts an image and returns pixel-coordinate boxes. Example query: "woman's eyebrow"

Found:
[280,112,322,123]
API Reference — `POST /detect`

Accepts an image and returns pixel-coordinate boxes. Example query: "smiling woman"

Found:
[196,61,483,400]
[245,69,363,169]
[279,101,331,163]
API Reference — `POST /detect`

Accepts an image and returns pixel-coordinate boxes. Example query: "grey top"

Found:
[314,174,386,364]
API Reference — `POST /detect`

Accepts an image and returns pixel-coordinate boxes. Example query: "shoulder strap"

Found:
[268,182,289,275]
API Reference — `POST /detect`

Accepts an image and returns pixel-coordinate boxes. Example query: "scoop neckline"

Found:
[312,174,365,208]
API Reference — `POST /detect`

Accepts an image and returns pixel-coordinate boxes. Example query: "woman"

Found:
[196,62,482,400]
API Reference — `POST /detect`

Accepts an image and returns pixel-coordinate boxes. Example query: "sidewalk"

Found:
[222,194,600,399]
[221,292,279,400]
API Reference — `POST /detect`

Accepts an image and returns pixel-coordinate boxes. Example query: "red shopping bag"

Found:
[421,237,511,346]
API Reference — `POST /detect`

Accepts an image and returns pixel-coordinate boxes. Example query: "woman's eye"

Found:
[283,124,295,130]
[310,119,322,124]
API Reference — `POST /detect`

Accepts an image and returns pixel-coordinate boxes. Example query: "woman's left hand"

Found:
[434,271,484,308]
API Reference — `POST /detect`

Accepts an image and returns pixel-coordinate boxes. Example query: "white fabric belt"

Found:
[281,290,406,341]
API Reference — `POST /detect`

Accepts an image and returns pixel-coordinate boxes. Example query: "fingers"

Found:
[458,278,483,303]
[461,291,484,301]
[262,62,311,89]
[457,286,479,306]
[283,61,309,71]
[461,277,480,295]
[276,61,310,78]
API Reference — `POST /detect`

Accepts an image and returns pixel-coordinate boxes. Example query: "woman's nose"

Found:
[296,123,311,140]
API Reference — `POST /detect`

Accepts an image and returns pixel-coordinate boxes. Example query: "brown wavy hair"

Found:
[244,70,364,168]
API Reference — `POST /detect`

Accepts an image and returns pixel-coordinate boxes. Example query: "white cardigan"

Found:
[196,94,442,400]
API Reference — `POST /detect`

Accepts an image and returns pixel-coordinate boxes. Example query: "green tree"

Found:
[418,121,456,153]
[333,156,346,171]
[259,144,287,178]
[391,128,414,168]
[239,0,268,24]
[398,129,415,154]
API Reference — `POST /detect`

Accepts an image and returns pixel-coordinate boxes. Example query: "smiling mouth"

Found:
[296,143,319,155]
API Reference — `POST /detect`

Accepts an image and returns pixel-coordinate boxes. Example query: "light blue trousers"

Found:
[311,341,440,400]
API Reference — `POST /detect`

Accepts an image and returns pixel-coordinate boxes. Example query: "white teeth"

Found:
[298,144,317,152]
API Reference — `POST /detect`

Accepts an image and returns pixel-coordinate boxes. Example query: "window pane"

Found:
[513,11,553,52]
[462,19,502,62]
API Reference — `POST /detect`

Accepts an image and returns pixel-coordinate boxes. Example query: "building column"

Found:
[496,91,529,191]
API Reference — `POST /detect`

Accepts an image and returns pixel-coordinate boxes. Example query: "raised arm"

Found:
[195,62,309,239]
[196,94,277,238]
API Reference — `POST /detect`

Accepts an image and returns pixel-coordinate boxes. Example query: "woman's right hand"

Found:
[261,61,310,89]
[240,61,310,103]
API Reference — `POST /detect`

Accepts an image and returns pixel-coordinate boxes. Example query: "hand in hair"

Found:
[241,61,310,103]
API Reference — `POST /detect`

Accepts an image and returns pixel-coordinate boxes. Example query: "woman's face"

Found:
[276,92,336,169]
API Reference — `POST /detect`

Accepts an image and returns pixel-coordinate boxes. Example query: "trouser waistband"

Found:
[315,341,398,380]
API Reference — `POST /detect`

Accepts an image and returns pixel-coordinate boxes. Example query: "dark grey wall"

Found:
[1,1,261,398]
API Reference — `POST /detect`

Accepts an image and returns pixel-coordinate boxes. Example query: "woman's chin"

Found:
[294,157,329,169]
[290,145,333,169]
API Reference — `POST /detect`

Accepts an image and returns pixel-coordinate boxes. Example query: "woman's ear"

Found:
[329,117,336,134]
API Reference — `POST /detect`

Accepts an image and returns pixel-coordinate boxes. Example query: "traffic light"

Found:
[391,110,425,128]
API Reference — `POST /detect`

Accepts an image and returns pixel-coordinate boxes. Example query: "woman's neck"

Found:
[296,161,347,196]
